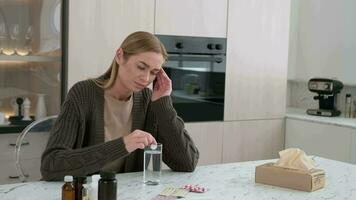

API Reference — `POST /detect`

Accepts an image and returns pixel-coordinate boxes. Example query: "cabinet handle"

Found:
[8,174,29,179]
[9,141,30,147]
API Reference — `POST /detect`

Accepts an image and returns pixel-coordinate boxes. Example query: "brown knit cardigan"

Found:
[41,80,199,181]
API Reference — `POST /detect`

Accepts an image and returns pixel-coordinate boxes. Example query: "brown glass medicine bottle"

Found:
[74,176,87,200]
[62,175,75,200]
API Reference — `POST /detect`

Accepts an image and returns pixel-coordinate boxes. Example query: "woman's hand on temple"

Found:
[152,68,172,101]
[123,130,157,153]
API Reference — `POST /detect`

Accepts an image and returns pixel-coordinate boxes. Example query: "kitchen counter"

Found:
[0,124,27,134]
[1,156,356,199]
[287,107,356,129]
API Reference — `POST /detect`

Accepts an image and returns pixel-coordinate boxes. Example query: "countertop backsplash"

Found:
[287,80,356,117]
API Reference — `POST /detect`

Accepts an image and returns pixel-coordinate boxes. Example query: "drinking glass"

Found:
[0,22,9,55]
[143,143,162,185]
[16,25,33,56]
[0,112,5,124]
[0,22,7,54]
[3,24,19,55]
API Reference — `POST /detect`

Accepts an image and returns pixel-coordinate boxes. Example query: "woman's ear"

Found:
[115,48,123,64]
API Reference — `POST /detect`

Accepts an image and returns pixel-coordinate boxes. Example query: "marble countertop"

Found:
[1,157,356,200]
[287,107,356,129]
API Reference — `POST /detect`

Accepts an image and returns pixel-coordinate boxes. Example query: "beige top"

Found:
[102,91,133,172]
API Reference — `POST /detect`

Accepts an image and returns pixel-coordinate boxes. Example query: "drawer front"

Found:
[0,158,42,184]
[0,132,50,161]
[286,119,352,162]
[0,134,18,161]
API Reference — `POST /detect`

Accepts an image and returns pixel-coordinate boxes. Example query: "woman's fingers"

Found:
[151,68,172,101]
[134,136,149,146]
[137,132,157,145]
[124,130,157,152]
[157,69,171,90]
[157,70,164,86]
[160,68,170,80]
[146,133,157,145]
[161,69,172,84]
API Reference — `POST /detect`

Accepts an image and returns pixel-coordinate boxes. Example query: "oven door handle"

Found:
[169,55,223,63]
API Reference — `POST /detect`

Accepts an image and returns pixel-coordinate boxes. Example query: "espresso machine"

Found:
[307,78,343,117]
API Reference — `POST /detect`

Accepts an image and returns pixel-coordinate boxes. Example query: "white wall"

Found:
[288,0,356,85]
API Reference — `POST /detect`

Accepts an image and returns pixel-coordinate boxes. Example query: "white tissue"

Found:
[274,148,315,170]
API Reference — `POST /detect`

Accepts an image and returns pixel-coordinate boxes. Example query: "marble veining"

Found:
[287,107,356,129]
[1,157,356,199]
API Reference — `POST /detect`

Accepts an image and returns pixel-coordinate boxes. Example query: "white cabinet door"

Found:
[68,0,155,89]
[155,0,228,37]
[351,130,356,164]
[225,0,291,121]
[0,132,49,184]
[0,133,17,161]
[222,119,285,163]
[285,118,352,163]
[185,122,223,165]
[0,161,20,185]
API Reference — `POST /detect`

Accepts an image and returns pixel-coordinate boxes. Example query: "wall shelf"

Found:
[0,55,61,62]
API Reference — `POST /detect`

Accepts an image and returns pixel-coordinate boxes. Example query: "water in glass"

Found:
[143,143,162,185]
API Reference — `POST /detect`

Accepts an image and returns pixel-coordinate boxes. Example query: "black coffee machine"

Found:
[306,78,343,117]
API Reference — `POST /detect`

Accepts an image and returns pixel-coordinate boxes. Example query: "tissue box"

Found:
[255,162,325,192]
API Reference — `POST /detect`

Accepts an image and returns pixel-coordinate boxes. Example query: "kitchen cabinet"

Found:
[0,132,49,184]
[0,0,67,133]
[288,0,356,86]
[67,0,155,89]
[225,0,291,121]
[185,122,223,166]
[155,0,228,37]
[185,119,284,165]
[285,118,356,163]
[222,119,285,163]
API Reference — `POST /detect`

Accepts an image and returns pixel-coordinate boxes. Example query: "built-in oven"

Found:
[156,35,226,122]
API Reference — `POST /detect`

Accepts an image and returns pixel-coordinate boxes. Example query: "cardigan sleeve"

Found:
[40,83,129,181]
[147,94,199,172]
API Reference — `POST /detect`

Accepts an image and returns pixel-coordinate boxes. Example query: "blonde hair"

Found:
[93,31,168,89]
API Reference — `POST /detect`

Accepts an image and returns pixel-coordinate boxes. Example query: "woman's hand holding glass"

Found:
[123,130,157,153]
[151,69,172,102]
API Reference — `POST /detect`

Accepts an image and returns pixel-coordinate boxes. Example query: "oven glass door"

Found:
[164,54,225,122]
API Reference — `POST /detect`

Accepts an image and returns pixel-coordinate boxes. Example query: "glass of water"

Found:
[143,143,162,185]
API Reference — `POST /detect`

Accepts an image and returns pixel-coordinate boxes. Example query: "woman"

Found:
[41,31,199,181]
